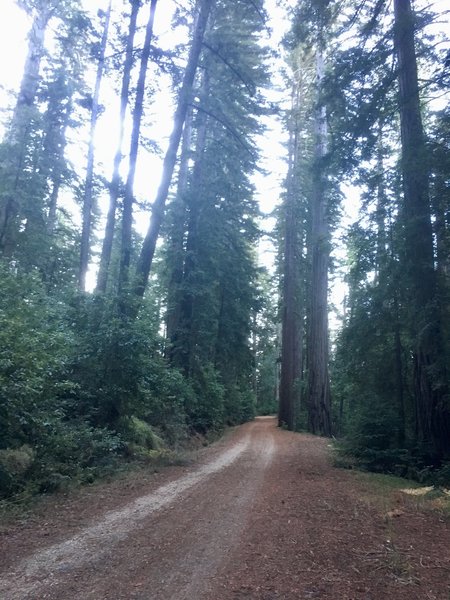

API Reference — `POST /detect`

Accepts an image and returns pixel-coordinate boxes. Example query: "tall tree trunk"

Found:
[394,0,450,457]
[133,0,213,304]
[78,0,112,291]
[113,0,158,297]
[43,71,73,235]
[306,49,332,437]
[96,0,143,294]
[171,71,210,373]
[0,6,52,255]
[279,83,303,431]
[374,123,387,280]
[46,174,62,235]
[165,106,194,346]
[380,143,406,447]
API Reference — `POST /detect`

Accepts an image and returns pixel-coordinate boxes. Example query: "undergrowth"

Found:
[332,443,450,518]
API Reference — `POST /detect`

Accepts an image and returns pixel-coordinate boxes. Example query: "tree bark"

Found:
[306,49,332,437]
[133,0,213,303]
[279,83,303,431]
[78,1,112,291]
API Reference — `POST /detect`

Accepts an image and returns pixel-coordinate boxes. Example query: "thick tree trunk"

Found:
[117,0,158,296]
[78,1,112,291]
[279,211,301,430]
[133,0,213,303]
[0,6,52,255]
[394,0,450,457]
[306,50,332,437]
[279,84,303,431]
[96,0,144,294]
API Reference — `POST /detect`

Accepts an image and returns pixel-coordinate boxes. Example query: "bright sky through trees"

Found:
[0,0,447,297]
[0,0,289,285]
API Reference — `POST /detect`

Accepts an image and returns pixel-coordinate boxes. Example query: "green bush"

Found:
[140,362,191,446]
[0,268,74,449]
[224,384,256,425]
[31,420,123,492]
[338,392,407,474]
[187,362,225,433]
[119,416,164,450]
[0,445,35,498]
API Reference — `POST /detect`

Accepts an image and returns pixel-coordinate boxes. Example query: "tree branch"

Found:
[203,41,256,96]
[189,101,255,157]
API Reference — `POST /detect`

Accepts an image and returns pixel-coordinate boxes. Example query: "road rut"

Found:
[0,418,275,600]
[1,416,449,600]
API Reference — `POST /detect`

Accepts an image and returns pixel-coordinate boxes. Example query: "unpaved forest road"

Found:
[1,417,449,600]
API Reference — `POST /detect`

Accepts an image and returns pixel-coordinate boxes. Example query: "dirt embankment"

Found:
[0,417,449,599]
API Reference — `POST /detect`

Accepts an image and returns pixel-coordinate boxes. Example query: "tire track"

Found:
[0,432,254,600]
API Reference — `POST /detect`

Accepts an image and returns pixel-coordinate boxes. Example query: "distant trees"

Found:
[0,0,89,264]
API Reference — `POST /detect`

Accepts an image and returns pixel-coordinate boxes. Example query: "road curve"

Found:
[0,417,276,600]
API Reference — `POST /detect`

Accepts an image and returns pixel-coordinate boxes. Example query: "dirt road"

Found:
[0,417,449,599]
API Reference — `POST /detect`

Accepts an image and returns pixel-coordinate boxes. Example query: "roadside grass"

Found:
[331,443,450,519]
[334,464,450,585]
[338,464,450,520]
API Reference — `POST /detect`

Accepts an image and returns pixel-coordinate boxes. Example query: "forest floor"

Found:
[0,416,449,600]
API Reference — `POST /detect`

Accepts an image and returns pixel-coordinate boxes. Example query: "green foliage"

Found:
[162,0,269,436]
[0,446,35,497]
[341,392,405,472]
[433,463,450,487]
[32,420,123,492]
[224,384,256,425]
[119,417,164,450]
[139,362,191,446]
[0,267,73,448]
[0,267,125,498]
[187,362,225,433]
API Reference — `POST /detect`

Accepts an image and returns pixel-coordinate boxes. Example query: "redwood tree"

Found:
[393,0,450,457]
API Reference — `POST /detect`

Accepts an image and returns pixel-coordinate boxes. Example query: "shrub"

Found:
[119,416,164,451]
[0,446,35,498]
